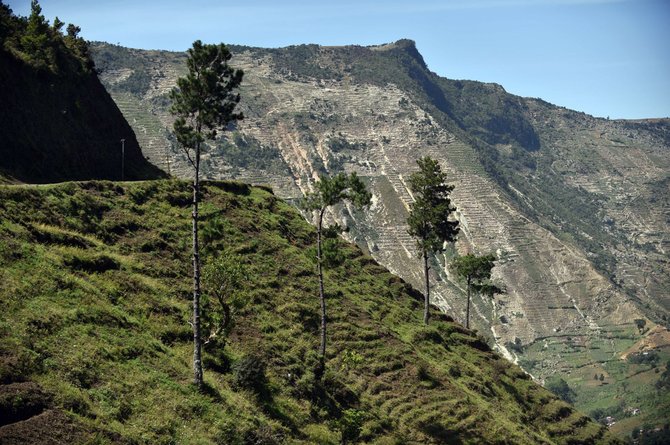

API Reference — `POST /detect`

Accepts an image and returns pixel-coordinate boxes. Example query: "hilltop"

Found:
[0,3,163,183]
[90,39,670,437]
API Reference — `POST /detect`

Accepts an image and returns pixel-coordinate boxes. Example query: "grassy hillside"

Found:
[0,180,619,444]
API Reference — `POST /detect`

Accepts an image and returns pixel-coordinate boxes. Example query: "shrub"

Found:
[337,408,365,444]
[293,370,317,400]
[64,252,120,273]
[302,423,339,444]
[341,349,363,370]
[627,351,659,365]
[245,424,284,445]
[232,355,268,396]
[505,337,524,353]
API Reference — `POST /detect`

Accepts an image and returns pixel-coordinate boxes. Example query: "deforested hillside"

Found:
[0,180,621,444]
[0,3,163,183]
[90,39,670,437]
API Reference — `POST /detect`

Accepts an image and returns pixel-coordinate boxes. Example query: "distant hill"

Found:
[91,39,670,438]
[0,3,163,183]
[0,179,619,444]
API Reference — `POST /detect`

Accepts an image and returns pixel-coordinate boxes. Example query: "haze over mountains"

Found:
[89,39,670,435]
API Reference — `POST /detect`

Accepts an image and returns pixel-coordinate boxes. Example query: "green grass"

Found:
[0,180,619,444]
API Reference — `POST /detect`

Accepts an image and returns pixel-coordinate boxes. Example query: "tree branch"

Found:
[182,146,196,169]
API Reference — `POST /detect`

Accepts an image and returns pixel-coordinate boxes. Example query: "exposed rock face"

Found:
[91,41,670,428]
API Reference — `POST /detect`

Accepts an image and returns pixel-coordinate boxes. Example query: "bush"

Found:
[302,423,339,444]
[245,424,284,445]
[293,370,317,400]
[232,355,268,396]
[505,337,524,353]
[337,409,365,444]
[341,349,363,371]
[627,351,659,365]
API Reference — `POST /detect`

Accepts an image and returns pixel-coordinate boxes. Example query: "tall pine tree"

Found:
[407,157,459,324]
[170,40,243,390]
[301,172,371,377]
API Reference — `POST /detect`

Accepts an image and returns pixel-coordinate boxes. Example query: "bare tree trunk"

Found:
[466,276,471,330]
[317,208,327,366]
[423,250,430,325]
[192,142,203,390]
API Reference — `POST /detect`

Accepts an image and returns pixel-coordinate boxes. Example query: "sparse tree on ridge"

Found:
[170,40,243,390]
[407,157,459,325]
[301,172,371,377]
[450,253,496,329]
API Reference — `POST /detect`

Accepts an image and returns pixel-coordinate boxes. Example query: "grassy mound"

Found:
[0,180,618,444]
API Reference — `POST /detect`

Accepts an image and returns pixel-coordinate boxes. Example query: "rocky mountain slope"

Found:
[90,40,670,436]
[0,180,620,444]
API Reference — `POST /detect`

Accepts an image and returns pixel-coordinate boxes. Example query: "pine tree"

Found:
[52,16,64,34]
[301,172,371,376]
[450,253,496,329]
[170,40,243,390]
[20,0,51,68]
[407,157,459,324]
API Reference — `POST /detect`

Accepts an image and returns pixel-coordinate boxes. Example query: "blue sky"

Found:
[7,0,670,119]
